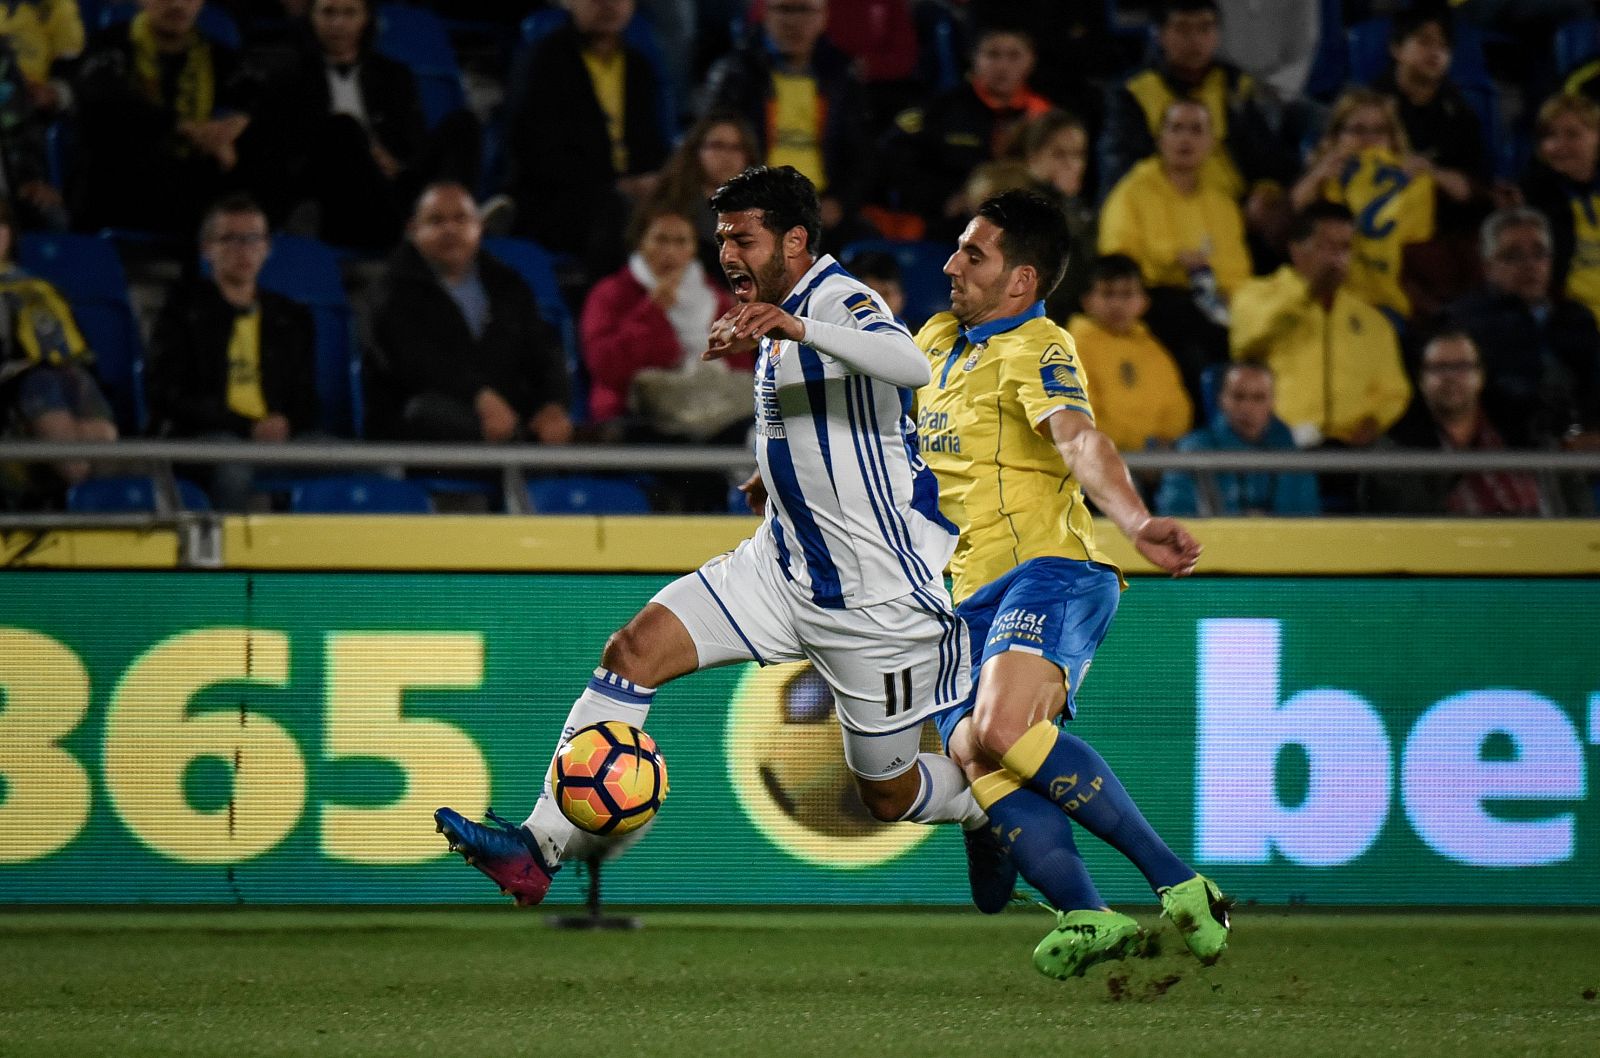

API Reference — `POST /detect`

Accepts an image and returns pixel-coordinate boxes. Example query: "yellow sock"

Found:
[1000,720,1059,782]
[970,769,1024,810]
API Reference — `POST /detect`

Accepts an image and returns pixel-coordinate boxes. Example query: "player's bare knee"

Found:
[969,699,1030,761]
[600,622,656,683]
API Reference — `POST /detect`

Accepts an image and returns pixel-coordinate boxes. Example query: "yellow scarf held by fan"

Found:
[129,10,214,126]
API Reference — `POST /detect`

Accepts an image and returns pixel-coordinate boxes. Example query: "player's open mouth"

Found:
[727,271,755,296]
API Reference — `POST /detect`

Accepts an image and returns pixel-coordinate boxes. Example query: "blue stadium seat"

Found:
[290,475,434,514]
[839,239,952,331]
[482,236,586,422]
[913,1,965,93]
[68,475,212,513]
[1346,14,1491,90]
[375,4,467,128]
[97,2,242,49]
[17,232,147,435]
[1555,17,1600,77]
[1304,0,1349,101]
[527,476,650,514]
[257,234,362,437]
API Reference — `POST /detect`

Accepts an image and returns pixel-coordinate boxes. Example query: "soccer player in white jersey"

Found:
[434,166,984,905]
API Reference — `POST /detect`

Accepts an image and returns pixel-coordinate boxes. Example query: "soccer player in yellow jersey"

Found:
[916,190,1230,978]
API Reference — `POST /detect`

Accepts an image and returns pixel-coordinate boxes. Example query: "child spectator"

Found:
[1067,254,1193,454]
[1290,87,1435,322]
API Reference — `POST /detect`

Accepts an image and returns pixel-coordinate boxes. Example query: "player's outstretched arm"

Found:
[704,300,928,388]
[1046,409,1201,577]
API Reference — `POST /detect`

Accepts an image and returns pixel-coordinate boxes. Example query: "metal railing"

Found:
[1,438,1595,521]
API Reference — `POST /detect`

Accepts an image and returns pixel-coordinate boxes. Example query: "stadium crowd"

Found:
[0,0,1596,515]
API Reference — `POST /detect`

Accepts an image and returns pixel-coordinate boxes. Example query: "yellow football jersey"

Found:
[1561,190,1600,322]
[1320,147,1434,318]
[914,303,1119,604]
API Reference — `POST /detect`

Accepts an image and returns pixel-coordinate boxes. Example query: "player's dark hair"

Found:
[200,192,267,243]
[1287,201,1355,244]
[845,250,901,286]
[975,189,1071,299]
[1090,253,1143,286]
[1159,0,1220,24]
[1391,6,1453,47]
[709,165,822,255]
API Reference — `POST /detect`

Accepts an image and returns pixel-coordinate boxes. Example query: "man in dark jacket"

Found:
[700,0,866,236]
[74,0,265,237]
[147,194,318,509]
[366,182,572,445]
[505,0,667,271]
[1363,329,1546,515]
[1445,207,1600,449]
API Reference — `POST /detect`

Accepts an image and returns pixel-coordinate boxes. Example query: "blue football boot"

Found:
[435,807,559,907]
[963,823,1019,914]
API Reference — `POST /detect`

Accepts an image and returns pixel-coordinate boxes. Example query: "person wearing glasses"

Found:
[1444,207,1600,451]
[146,194,318,509]
[1362,329,1545,516]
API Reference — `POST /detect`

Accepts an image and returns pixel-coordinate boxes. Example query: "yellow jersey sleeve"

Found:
[999,326,1094,429]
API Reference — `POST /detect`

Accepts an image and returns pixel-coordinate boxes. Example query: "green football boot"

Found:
[1158,874,1232,965]
[1031,909,1147,980]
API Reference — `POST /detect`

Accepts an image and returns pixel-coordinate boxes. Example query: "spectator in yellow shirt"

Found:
[1067,254,1193,454]
[1230,202,1411,447]
[0,0,82,114]
[1289,87,1436,322]
[1099,98,1252,404]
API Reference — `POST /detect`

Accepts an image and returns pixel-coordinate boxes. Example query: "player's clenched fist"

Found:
[703,304,807,361]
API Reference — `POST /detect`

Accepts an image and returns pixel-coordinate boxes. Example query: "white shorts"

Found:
[653,531,970,781]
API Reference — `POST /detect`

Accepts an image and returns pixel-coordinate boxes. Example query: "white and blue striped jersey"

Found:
[753,255,959,610]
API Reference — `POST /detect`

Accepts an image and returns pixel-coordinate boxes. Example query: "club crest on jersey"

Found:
[963,345,982,371]
[1039,343,1071,366]
[1041,362,1085,399]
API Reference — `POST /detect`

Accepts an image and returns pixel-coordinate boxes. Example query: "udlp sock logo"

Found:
[1195,619,1596,868]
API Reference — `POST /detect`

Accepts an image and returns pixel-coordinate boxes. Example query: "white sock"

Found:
[524,668,654,864]
[897,753,987,829]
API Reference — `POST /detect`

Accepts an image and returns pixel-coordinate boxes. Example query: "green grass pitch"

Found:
[3,908,1598,1058]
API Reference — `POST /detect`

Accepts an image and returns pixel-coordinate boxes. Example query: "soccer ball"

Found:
[550,721,669,836]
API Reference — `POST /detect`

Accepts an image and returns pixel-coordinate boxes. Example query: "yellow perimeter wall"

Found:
[0,517,1597,574]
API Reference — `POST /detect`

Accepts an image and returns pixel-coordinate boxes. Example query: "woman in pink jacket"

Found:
[580,201,752,438]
